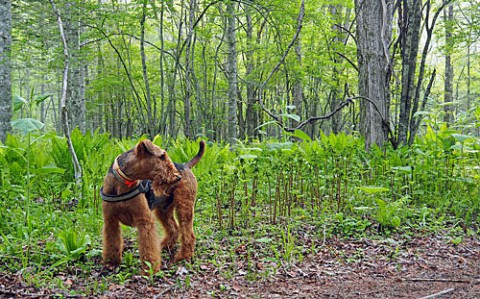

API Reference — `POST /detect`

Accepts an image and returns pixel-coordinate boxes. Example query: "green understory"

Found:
[0,127,479,295]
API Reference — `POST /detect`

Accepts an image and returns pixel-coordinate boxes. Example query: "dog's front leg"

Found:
[102,217,123,270]
[136,218,161,273]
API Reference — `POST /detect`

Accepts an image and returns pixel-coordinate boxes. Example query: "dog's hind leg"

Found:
[173,201,196,263]
[155,206,179,256]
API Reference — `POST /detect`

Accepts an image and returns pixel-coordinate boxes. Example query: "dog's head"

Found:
[119,140,181,184]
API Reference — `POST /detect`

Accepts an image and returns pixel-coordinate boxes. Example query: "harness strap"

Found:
[100,180,151,203]
[100,180,174,210]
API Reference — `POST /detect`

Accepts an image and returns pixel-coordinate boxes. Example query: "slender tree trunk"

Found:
[443,3,454,124]
[408,0,451,145]
[64,1,86,133]
[397,0,422,146]
[226,1,238,144]
[0,0,12,143]
[330,5,351,134]
[166,3,185,138]
[140,0,153,136]
[355,0,394,149]
[211,16,226,141]
[245,7,258,140]
[184,0,196,139]
[292,35,303,129]
[50,0,82,195]
[157,1,167,135]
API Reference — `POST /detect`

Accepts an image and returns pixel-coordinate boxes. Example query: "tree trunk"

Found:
[355,0,394,149]
[184,0,196,139]
[140,0,154,136]
[64,1,86,133]
[408,0,451,145]
[50,0,82,197]
[0,0,12,143]
[329,5,351,134]
[443,3,454,124]
[292,34,303,129]
[397,0,422,146]
[245,7,258,140]
[226,1,238,144]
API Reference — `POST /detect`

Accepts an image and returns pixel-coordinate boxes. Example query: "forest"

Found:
[0,0,480,298]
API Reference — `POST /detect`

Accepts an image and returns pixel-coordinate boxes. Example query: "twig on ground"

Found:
[417,288,454,299]
[154,286,175,298]
[406,277,475,284]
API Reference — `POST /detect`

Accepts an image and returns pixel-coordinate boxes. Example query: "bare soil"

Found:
[1,235,479,298]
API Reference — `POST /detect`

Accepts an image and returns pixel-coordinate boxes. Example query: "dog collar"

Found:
[112,155,139,188]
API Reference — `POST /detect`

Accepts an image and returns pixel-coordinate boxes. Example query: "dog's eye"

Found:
[158,154,165,161]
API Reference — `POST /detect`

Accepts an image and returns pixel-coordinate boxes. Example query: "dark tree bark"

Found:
[0,0,12,143]
[397,0,422,146]
[408,0,451,145]
[355,0,394,149]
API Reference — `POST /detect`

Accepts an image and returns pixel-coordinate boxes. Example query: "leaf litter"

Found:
[1,234,479,298]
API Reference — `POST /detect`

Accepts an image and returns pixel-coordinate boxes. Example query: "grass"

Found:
[0,127,479,295]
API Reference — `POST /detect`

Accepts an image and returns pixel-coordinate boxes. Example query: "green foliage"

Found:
[51,229,91,268]
[0,132,479,294]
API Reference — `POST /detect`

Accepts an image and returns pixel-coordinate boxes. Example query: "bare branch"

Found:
[335,52,358,73]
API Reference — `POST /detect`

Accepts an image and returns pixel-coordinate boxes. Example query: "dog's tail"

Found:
[185,140,205,169]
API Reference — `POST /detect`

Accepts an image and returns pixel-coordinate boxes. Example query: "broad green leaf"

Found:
[13,95,28,112]
[34,93,52,105]
[279,113,300,122]
[412,111,431,118]
[391,166,412,172]
[11,118,44,135]
[30,166,66,175]
[266,142,293,150]
[254,120,280,131]
[451,134,474,143]
[439,101,456,106]
[291,129,312,142]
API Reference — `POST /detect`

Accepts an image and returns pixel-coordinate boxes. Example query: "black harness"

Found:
[100,180,174,210]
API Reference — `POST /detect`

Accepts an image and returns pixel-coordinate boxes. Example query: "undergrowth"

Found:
[0,126,479,295]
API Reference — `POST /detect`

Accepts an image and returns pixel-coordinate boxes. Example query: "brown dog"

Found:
[152,140,205,264]
[100,139,181,272]
[100,140,205,272]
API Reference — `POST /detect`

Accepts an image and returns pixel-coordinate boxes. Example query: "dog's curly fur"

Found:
[101,139,181,272]
[152,140,205,264]
[101,140,205,272]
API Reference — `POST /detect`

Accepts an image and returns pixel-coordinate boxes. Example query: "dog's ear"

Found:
[135,139,155,157]
[135,139,164,157]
